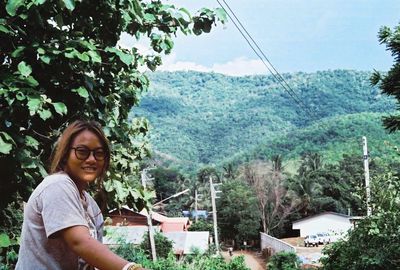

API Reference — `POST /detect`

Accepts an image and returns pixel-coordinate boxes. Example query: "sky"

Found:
[121,0,400,76]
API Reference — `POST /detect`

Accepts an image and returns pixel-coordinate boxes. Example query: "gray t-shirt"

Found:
[16,173,103,270]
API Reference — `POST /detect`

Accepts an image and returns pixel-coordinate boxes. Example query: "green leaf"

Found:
[6,0,25,16]
[0,136,13,154]
[215,7,228,23]
[72,86,89,99]
[27,97,41,115]
[62,0,75,11]
[0,25,11,34]
[37,47,45,54]
[18,61,32,77]
[38,109,51,120]
[0,233,11,248]
[64,48,79,59]
[118,52,133,65]
[25,135,39,150]
[52,102,67,115]
[40,55,51,64]
[87,50,102,63]
[26,76,39,87]
[77,52,90,62]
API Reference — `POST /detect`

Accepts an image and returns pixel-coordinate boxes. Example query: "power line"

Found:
[216,0,318,120]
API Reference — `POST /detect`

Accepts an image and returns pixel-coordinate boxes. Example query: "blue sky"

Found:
[122,0,400,75]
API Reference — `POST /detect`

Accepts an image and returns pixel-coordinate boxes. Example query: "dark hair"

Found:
[50,120,111,182]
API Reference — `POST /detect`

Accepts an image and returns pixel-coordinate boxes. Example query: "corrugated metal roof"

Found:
[164,231,209,254]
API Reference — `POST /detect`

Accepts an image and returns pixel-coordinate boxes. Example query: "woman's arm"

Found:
[61,225,144,270]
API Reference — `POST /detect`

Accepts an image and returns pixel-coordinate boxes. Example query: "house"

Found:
[104,207,208,255]
[108,206,162,227]
[292,212,353,237]
[164,231,209,255]
[107,206,191,233]
[103,225,159,246]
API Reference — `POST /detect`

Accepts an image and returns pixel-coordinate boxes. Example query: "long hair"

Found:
[49,120,111,182]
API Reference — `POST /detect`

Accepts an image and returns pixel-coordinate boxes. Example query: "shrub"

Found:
[267,251,302,270]
[139,232,173,259]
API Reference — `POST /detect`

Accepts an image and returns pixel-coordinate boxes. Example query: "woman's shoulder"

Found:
[33,172,77,196]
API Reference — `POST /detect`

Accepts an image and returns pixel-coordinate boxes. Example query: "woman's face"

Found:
[64,130,105,189]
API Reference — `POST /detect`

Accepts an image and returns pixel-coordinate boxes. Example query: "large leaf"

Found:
[52,102,68,115]
[0,136,13,154]
[72,86,89,99]
[6,0,25,16]
[18,61,32,77]
[25,135,39,150]
[27,97,41,115]
[87,50,102,63]
[0,233,11,248]
[38,109,52,120]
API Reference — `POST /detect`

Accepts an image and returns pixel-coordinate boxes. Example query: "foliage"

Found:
[217,180,260,245]
[320,173,400,269]
[0,0,225,267]
[239,159,301,235]
[0,232,18,270]
[152,167,182,202]
[139,232,173,259]
[371,23,400,132]
[188,220,214,235]
[113,239,250,270]
[133,70,397,167]
[287,152,393,218]
[267,251,302,270]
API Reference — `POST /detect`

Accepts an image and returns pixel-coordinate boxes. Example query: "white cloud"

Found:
[158,55,267,76]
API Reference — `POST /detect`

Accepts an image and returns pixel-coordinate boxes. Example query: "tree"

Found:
[0,0,226,212]
[217,180,260,246]
[0,1,226,266]
[321,173,400,269]
[239,159,301,235]
[371,23,400,132]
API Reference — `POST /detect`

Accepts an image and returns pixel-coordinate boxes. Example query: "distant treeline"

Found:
[131,70,397,170]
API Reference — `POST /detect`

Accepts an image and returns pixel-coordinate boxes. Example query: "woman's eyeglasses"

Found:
[70,146,106,161]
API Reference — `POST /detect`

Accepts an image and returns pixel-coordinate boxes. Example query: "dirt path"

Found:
[222,250,266,270]
[281,237,324,266]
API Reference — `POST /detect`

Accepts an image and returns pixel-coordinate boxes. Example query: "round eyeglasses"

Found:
[70,146,106,161]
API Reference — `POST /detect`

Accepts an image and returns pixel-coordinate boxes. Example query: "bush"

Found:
[139,232,173,259]
[267,251,302,270]
[320,173,400,269]
[113,237,250,270]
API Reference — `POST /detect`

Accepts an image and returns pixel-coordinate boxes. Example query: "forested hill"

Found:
[131,70,397,167]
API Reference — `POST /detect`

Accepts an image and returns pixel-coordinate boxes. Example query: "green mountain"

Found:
[131,70,398,168]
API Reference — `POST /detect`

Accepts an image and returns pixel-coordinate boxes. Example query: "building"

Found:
[107,206,191,232]
[164,231,209,255]
[292,212,353,237]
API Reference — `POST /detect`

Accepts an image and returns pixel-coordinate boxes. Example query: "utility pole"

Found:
[210,176,221,253]
[141,168,157,261]
[362,136,372,216]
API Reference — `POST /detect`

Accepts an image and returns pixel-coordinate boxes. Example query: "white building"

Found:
[292,212,353,237]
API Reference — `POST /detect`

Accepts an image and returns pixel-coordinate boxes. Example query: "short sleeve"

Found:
[39,177,88,238]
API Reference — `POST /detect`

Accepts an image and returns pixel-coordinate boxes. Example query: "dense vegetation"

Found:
[114,239,249,270]
[132,70,397,167]
[319,18,400,270]
[2,0,400,268]
[0,0,225,268]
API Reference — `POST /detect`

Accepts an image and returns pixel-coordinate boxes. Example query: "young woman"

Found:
[16,120,145,270]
